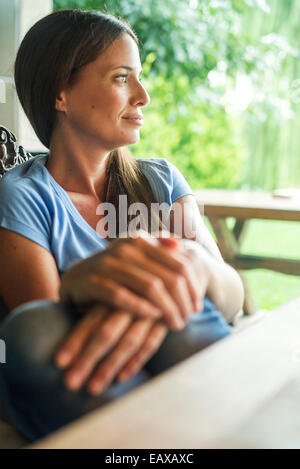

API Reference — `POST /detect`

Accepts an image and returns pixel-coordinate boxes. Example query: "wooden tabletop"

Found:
[31,297,300,449]
[194,189,300,221]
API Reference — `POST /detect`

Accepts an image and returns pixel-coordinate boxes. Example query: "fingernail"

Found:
[159,238,179,249]
[88,380,105,395]
[56,351,71,368]
[118,374,127,383]
[174,318,185,330]
[65,373,81,390]
[118,372,130,382]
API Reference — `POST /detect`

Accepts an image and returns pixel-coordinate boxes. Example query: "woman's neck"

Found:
[47,127,111,199]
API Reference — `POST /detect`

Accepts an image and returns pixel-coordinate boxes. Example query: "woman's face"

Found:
[56,34,150,149]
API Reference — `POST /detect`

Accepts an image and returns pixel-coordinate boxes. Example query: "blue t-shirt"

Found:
[0,155,193,275]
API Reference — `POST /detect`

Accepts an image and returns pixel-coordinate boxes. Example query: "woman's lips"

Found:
[122,116,144,126]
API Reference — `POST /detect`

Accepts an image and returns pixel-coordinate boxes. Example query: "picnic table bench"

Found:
[194,189,300,314]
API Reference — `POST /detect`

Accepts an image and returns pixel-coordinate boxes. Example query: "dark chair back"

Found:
[0,125,33,177]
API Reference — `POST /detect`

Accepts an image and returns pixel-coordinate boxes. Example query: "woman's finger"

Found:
[63,310,133,391]
[115,243,194,321]
[96,255,185,330]
[62,272,162,319]
[54,305,108,369]
[117,322,168,382]
[59,234,202,326]
[131,236,201,311]
[86,318,153,395]
[157,237,179,249]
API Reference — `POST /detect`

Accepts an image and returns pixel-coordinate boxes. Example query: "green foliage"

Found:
[132,74,245,189]
[53,0,249,81]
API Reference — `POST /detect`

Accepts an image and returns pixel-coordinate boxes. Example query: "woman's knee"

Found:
[145,297,232,376]
[0,300,76,374]
[0,301,77,437]
[0,300,150,440]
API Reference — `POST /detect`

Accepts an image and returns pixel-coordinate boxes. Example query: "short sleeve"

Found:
[137,158,193,206]
[166,161,194,203]
[0,176,51,252]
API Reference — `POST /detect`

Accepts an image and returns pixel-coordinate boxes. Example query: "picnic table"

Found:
[31,296,300,449]
[194,189,300,314]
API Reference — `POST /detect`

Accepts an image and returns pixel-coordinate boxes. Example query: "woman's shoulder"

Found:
[136,157,189,178]
[0,154,50,197]
[0,155,53,253]
[135,157,177,184]
[135,158,173,203]
[135,156,172,170]
[135,157,193,204]
[0,154,47,185]
[0,154,53,223]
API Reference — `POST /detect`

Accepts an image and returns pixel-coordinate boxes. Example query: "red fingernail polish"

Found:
[159,238,179,249]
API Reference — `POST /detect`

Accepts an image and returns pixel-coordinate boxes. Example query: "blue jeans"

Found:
[0,298,232,442]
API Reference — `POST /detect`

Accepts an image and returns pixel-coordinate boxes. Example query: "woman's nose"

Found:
[132,81,150,107]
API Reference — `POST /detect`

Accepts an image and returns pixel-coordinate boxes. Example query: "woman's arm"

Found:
[169,195,244,322]
[0,227,197,328]
[0,228,166,395]
[0,227,61,311]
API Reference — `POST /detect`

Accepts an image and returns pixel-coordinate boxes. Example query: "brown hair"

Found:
[14,9,160,235]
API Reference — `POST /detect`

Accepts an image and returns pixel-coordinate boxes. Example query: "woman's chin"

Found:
[122,133,141,146]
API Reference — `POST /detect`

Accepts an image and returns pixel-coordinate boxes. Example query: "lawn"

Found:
[207,219,300,311]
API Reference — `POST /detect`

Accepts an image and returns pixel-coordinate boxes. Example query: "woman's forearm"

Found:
[179,239,244,323]
[205,253,244,323]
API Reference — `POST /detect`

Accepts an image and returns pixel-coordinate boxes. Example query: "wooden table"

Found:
[31,297,300,449]
[194,190,300,314]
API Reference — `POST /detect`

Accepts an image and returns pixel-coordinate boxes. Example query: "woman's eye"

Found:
[116,75,128,83]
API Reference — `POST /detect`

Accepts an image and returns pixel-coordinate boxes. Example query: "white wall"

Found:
[0,0,52,151]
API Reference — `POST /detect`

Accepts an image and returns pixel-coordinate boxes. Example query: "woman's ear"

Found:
[55,90,67,112]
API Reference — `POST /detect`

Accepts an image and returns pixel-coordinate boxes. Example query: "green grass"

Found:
[207,219,300,311]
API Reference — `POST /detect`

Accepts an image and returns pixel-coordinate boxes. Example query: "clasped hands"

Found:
[55,232,212,395]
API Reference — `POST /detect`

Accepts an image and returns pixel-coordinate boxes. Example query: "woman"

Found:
[0,10,244,441]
